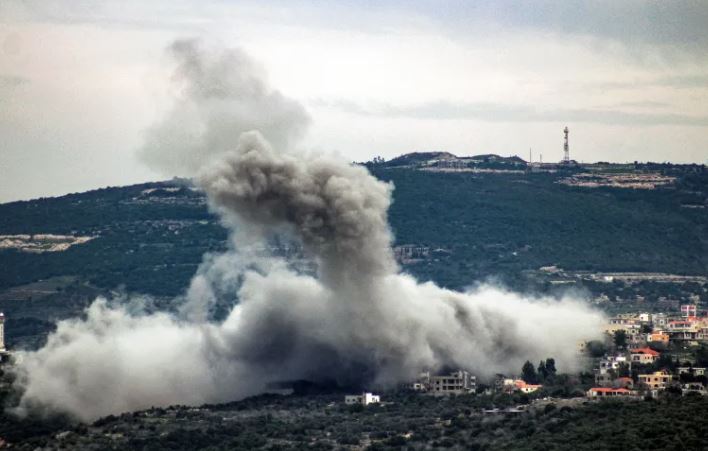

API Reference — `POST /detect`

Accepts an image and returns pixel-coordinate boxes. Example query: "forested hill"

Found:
[0,160,707,347]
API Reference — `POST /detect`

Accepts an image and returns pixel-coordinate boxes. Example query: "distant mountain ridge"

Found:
[379,152,527,168]
[0,155,707,349]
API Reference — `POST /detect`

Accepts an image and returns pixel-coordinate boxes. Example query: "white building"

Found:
[598,355,629,374]
[345,392,380,406]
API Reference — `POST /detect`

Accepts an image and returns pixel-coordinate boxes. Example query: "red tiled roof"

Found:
[590,387,631,393]
[631,347,660,356]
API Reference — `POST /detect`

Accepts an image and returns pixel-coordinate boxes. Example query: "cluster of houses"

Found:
[603,305,708,345]
[588,305,707,399]
[345,369,547,405]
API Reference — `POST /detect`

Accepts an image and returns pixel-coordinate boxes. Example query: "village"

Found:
[1,298,707,414]
[343,303,708,408]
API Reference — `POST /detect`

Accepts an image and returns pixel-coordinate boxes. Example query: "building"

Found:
[498,378,542,394]
[428,370,476,395]
[586,387,633,399]
[647,332,670,344]
[605,322,641,340]
[652,313,668,329]
[682,383,707,396]
[639,371,673,390]
[678,367,707,377]
[681,304,697,318]
[595,355,630,386]
[345,393,380,406]
[598,355,628,374]
[514,380,542,394]
[402,382,427,391]
[630,347,660,364]
[667,319,701,341]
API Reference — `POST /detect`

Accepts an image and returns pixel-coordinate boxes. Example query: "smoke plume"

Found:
[138,39,310,176]
[12,41,604,422]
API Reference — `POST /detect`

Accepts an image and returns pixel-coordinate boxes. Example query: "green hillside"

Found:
[0,161,707,348]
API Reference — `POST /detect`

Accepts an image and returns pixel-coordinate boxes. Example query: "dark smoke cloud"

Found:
[12,41,604,422]
[138,39,310,176]
[197,130,396,284]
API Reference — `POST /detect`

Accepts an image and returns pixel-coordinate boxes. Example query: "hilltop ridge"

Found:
[0,155,706,349]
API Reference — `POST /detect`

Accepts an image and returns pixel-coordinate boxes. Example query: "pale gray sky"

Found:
[1,0,707,202]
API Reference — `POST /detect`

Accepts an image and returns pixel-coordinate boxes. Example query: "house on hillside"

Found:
[667,320,700,341]
[586,387,634,399]
[428,370,476,395]
[677,367,707,377]
[408,370,477,395]
[499,379,543,394]
[638,370,673,390]
[345,393,380,406]
[682,383,707,396]
[647,331,670,344]
[630,347,660,364]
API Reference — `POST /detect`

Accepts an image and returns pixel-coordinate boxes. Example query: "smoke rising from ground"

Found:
[12,41,604,422]
[138,39,310,176]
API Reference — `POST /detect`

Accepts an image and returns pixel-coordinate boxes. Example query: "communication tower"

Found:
[563,126,570,164]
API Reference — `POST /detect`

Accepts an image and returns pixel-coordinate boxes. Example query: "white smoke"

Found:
[11,41,605,422]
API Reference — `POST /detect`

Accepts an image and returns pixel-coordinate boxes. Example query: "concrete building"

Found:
[345,393,380,406]
[681,304,697,318]
[595,355,630,386]
[425,370,476,395]
[630,347,660,364]
[598,355,628,374]
[605,322,641,340]
[647,332,670,344]
[402,382,427,391]
[678,367,707,377]
[638,371,673,390]
[652,313,668,329]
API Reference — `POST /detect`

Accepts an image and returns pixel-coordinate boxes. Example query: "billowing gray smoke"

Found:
[12,41,605,422]
[138,39,310,176]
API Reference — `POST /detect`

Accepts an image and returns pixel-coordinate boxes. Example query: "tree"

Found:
[545,358,557,376]
[613,330,628,349]
[522,361,538,384]
[537,361,548,382]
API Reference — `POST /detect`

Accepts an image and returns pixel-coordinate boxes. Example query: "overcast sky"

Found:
[1,0,708,202]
